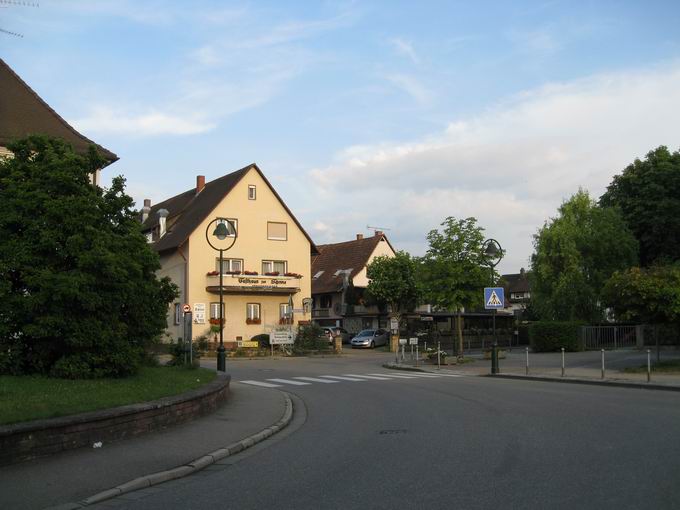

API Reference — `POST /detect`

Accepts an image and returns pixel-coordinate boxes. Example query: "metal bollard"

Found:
[437,341,441,370]
[525,346,529,375]
[601,349,605,379]
[561,347,565,377]
[647,349,651,383]
[491,342,499,374]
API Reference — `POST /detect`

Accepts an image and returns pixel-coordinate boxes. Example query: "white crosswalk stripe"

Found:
[366,373,420,379]
[294,377,340,383]
[320,375,367,382]
[266,378,311,386]
[240,380,281,388]
[239,371,464,388]
[343,374,393,380]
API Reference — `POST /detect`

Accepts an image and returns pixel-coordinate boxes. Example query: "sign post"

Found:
[484,287,504,374]
[183,308,193,367]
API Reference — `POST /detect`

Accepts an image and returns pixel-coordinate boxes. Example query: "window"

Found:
[319,295,332,308]
[262,260,287,274]
[210,302,225,319]
[267,221,287,241]
[216,218,237,237]
[248,185,256,200]
[216,258,243,273]
[174,303,181,325]
[280,303,292,324]
[246,303,261,324]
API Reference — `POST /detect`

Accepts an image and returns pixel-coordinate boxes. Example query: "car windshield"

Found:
[357,330,375,337]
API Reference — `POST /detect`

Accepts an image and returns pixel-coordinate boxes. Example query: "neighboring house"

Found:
[141,164,317,345]
[311,232,396,334]
[0,58,118,182]
[501,268,531,313]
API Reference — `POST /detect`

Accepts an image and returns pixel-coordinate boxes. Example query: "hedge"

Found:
[529,321,584,352]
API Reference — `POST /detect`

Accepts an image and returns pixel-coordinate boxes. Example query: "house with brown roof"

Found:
[0,58,117,184]
[500,268,531,313]
[141,164,317,345]
[311,232,396,334]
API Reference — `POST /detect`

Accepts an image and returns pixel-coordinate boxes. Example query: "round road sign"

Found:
[182,304,191,313]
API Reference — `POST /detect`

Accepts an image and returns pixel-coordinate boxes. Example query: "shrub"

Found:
[529,321,584,352]
[167,338,202,366]
[294,324,329,352]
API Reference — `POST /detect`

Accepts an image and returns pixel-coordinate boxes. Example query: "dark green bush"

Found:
[167,338,201,367]
[529,321,584,352]
[294,324,329,352]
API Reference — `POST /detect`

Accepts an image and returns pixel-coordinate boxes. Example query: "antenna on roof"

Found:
[1,0,39,38]
[366,225,391,232]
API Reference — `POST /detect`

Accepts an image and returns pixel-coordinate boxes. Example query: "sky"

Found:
[3,0,680,274]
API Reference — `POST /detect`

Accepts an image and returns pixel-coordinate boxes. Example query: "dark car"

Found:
[350,329,389,348]
[322,327,352,344]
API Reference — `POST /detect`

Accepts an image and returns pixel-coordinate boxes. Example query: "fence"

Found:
[581,325,639,350]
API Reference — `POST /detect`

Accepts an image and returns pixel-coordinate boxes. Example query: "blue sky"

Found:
[3,1,680,273]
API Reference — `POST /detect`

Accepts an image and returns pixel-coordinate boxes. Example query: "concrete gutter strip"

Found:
[77,391,294,507]
[489,373,680,392]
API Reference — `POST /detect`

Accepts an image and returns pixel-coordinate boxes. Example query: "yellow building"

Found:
[141,164,317,347]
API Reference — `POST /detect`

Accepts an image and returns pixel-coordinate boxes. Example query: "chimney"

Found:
[141,199,151,223]
[157,208,169,237]
[356,234,363,240]
[196,175,205,194]
[374,230,383,237]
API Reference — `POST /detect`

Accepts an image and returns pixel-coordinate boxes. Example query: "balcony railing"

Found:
[312,308,331,318]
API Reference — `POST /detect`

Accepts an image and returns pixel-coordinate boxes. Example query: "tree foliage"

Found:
[600,146,680,267]
[365,251,420,321]
[530,189,638,323]
[419,217,494,312]
[603,265,680,324]
[0,136,177,378]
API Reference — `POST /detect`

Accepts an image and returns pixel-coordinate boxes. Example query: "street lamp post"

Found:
[482,238,503,369]
[206,218,237,372]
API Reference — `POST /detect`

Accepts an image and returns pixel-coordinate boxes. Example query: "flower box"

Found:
[209,318,225,326]
[246,318,261,325]
[284,272,303,278]
[206,270,219,276]
[244,271,258,276]
[264,271,280,276]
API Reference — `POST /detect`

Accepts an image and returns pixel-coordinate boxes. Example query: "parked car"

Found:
[350,329,389,348]
[321,327,352,344]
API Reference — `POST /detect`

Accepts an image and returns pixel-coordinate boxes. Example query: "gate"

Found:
[581,325,638,350]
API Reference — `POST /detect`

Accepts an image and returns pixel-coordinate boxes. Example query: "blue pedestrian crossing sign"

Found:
[484,287,505,309]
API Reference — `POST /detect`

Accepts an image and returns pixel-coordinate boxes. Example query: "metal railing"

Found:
[581,325,637,350]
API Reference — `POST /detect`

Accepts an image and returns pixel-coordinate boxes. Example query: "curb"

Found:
[488,373,680,392]
[382,363,427,373]
[71,391,294,507]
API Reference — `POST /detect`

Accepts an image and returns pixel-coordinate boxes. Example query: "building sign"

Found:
[238,341,259,348]
[207,274,301,294]
[193,303,206,324]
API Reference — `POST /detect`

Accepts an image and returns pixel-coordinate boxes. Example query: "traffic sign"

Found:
[271,331,294,345]
[390,318,399,331]
[484,287,505,309]
[399,338,407,345]
[409,337,418,345]
[182,304,191,313]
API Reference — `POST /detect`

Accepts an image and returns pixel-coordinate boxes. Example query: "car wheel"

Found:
[370,340,375,348]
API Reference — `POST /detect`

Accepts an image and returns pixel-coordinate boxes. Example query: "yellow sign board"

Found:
[239,341,260,348]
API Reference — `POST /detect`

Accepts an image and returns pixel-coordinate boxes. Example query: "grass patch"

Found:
[0,366,216,426]
[622,359,680,374]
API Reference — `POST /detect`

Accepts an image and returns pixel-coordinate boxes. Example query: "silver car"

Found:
[322,327,352,344]
[350,329,389,348]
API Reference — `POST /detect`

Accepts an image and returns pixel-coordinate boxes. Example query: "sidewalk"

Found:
[0,382,288,510]
[387,348,680,390]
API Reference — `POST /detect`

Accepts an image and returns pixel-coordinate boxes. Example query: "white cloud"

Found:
[73,106,214,136]
[385,74,433,105]
[389,38,419,64]
[308,62,680,273]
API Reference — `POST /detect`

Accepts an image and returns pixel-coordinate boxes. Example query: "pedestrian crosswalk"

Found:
[238,371,462,388]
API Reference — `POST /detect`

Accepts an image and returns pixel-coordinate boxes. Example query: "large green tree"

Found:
[365,251,421,327]
[603,265,680,324]
[419,217,495,357]
[600,146,680,267]
[530,189,638,322]
[0,136,177,378]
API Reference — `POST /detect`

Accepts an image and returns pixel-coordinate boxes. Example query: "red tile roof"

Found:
[311,234,395,294]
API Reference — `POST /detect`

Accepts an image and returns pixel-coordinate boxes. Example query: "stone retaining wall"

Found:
[0,373,230,466]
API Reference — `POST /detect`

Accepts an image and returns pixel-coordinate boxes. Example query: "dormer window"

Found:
[248,185,256,200]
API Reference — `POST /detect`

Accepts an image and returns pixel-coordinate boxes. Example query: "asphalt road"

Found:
[94,350,680,510]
